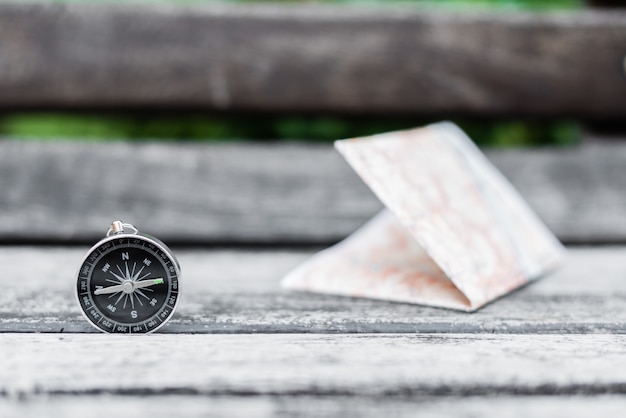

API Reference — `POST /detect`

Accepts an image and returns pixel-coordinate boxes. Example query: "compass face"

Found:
[76,235,180,333]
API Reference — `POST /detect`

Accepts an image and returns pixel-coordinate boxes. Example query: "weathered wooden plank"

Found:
[1,246,626,333]
[1,139,626,244]
[0,3,624,118]
[2,334,626,397]
[4,395,626,418]
[0,140,378,244]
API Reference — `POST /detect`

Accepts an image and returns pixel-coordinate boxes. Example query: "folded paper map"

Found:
[282,122,565,311]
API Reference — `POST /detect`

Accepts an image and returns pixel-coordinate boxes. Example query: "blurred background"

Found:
[1,0,624,245]
[0,0,598,147]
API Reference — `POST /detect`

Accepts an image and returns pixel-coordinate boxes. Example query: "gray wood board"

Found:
[3,333,626,397]
[0,3,625,118]
[2,246,626,333]
[5,395,626,418]
[1,139,626,244]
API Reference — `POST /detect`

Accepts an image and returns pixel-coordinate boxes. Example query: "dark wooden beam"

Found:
[0,3,624,118]
[587,0,626,8]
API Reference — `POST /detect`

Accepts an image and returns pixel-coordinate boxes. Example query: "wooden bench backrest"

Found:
[0,3,624,119]
[0,3,625,246]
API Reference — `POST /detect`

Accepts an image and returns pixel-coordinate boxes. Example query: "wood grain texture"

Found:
[1,246,626,334]
[3,333,626,397]
[0,3,624,117]
[2,243,625,413]
[1,139,626,244]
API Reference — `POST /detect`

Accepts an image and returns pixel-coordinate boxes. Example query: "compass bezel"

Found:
[75,232,181,334]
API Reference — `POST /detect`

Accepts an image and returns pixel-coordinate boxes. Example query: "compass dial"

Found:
[76,235,180,333]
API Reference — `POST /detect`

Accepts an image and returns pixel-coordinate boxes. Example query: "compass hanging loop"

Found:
[106,221,139,237]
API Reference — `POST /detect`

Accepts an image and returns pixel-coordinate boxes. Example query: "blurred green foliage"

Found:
[0,0,583,146]
[0,113,580,147]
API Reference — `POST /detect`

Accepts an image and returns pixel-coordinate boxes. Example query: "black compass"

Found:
[76,221,181,333]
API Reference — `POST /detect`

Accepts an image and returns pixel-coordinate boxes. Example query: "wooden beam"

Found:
[3,246,626,414]
[3,395,626,418]
[3,333,626,396]
[1,247,625,334]
[0,139,625,245]
[3,247,626,411]
[0,3,624,118]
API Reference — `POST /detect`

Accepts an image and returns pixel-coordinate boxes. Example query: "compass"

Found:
[76,221,181,333]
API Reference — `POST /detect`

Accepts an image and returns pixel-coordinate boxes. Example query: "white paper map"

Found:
[282,122,565,311]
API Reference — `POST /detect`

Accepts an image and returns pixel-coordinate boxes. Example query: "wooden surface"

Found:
[2,138,626,245]
[3,396,626,418]
[0,3,624,118]
[2,246,626,416]
[1,246,626,334]
[4,396,626,418]
[3,333,626,396]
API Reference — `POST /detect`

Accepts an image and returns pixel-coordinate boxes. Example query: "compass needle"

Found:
[133,278,164,290]
[95,284,125,295]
